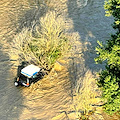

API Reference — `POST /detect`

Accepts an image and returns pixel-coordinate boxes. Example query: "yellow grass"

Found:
[9,11,70,69]
[73,70,102,119]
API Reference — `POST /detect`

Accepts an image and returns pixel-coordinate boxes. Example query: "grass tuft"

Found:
[9,11,70,70]
[73,70,102,119]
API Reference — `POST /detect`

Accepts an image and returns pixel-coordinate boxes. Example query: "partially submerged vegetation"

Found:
[9,11,70,70]
[73,70,102,120]
[1,0,120,119]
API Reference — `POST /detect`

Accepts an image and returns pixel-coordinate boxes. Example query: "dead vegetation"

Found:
[9,11,70,70]
[73,70,103,120]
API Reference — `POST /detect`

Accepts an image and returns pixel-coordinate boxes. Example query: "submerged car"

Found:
[14,64,44,87]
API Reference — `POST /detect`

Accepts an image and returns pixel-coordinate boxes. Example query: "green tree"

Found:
[95,0,120,115]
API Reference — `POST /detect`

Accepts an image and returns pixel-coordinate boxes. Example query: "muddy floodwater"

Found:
[0,47,23,120]
[0,0,115,120]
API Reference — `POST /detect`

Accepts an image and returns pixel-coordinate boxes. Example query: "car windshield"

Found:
[20,74,28,81]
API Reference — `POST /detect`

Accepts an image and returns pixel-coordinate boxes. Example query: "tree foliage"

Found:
[104,0,120,31]
[95,0,120,115]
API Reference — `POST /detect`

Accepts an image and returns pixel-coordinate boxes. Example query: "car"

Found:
[14,64,44,87]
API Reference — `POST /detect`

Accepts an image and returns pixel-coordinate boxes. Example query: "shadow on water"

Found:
[0,46,24,120]
[67,0,115,93]
[67,0,114,73]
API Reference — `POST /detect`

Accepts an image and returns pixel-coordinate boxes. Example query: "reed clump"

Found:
[10,11,70,70]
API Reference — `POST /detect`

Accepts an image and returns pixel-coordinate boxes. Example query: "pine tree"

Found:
[95,0,120,115]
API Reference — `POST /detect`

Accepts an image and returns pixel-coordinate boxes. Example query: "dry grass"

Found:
[9,11,70,70]
[73,70,102,119]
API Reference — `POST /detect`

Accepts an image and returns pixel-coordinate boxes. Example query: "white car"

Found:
[14,64,44,87]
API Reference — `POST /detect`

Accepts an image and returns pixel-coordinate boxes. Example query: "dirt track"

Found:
[0,0,115,120]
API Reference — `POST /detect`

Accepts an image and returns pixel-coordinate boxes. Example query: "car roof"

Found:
[21,64,40,78]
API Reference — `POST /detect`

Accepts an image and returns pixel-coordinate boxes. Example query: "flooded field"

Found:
[0,0,115,120]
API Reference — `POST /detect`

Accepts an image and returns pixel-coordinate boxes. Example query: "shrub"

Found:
[10,11,70,70]
[73,70,101,119]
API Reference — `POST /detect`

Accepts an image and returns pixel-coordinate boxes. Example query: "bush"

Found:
[10,11,70,70]
[73,70,101,119]
[95,0,120,115]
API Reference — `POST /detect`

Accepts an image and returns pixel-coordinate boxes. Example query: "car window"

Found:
[20,74,27,80]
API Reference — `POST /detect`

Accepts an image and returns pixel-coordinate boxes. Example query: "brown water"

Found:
[0,47,24,120]
[0,0,115,120]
